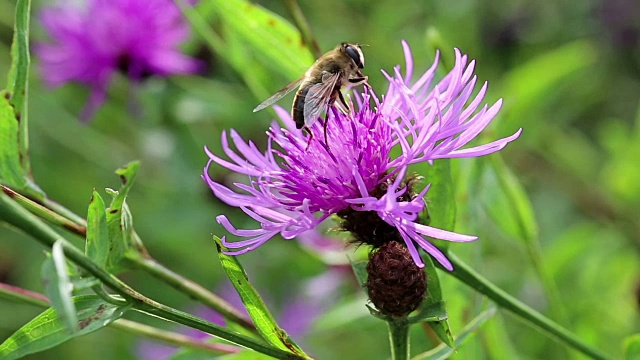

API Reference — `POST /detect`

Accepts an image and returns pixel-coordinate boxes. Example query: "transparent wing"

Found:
[303,72,341,127]
[253,78,305,112]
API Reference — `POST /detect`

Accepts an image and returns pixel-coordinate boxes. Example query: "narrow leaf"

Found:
[85,190,109,267]
[0,295,130,360]
[408,301,447,324]
[420,159,455,248]
[214,237,308,358]
[624,334,640,360]
[350,260,368,287]
[209,0,314,81]
[104,162,146,273]
[500,40,597,134]
[420,255,454,348]
[0,92,26,189]
[413,306,497,360]
[6,0,31,176]
[443,252,611,360]
[6,0,30,122]
[41,241,78,333]
[487,155,538,243]
[481,155,568,324]
[108,161,139,212]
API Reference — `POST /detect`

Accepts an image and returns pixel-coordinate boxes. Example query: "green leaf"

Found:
[413,306,497,360]
[419,159,456,252]
[209,0,314,81]
[0,295,130,360]
[0,92,26,189]
[350,260,369,287]
[41,241,78,333]
[500,40,597,134]
[420,255,454,348]
[171,347,274,360]
[479,156,568,324]
[170,348,218,360]
[85,190,109,267]
[214,236,308,359]
[220,22,272,101]
[217,351,275,360]
[624,334,640,360]
[6,0,31,178]
[481,155,537,242]
[408,301,447,324]
[6,0,30,123]
[443,252,611,360]
[104,161,146,273]
[108,161,139,213]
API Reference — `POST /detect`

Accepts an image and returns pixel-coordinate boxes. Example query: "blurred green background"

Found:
[1,0,639,359]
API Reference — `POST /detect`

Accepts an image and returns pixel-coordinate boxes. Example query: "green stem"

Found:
[91,284,129,306]
[0,283,49,307]
[0,283,239,355]
[130,254,257,334]
[1,185,86,236]
[444,252,613,360]
[40,196,88,229]
[2,184,257,335]
[387,317,410,360]
[0,192,299,359]
[111,319,241,355]
[283,0,322,58]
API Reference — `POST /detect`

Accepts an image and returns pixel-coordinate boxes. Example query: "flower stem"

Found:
[0,283,239,355]
[1,185,86,236]
[1,184,258,335]
[387,317,410,360]
[445,252,613,360]
[0,283,49,307]
[111,319,241,355]
[0,192,300,359]
[130,253,257,334]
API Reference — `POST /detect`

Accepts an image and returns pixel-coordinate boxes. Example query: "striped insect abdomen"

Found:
[291,84,311,129]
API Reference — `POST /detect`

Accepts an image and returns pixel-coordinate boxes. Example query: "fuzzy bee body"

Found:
[253,43,368,146]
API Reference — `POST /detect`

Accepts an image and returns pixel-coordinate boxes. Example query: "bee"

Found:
[253,43,369,148]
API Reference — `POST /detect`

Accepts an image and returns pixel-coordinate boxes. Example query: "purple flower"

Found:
[203,41,522,270]
[36,0,200,121]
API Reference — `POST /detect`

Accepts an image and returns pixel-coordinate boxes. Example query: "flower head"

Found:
[203,41,522,270]
[36,0,200,121]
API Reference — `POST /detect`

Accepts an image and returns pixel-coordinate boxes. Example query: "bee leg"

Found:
[304,126,314,151]
[348,76,368,85]
[323,110,331,150]
[337,91,350,114]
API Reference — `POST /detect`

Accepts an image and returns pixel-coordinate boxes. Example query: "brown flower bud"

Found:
[366,241,427,317]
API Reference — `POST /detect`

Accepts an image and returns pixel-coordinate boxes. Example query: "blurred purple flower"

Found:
[36,0,200,121]
[203,41,522,270]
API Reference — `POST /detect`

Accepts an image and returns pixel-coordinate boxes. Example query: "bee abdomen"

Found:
[292,86,310,129]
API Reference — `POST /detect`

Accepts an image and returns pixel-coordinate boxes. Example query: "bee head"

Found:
[342,43,365,69]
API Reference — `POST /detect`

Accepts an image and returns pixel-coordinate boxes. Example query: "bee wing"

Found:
[303,72,341,127]
[253,78,305,112]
